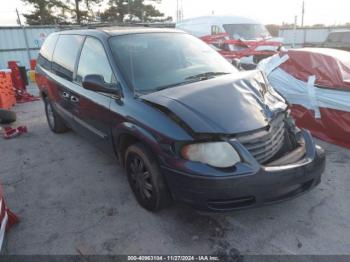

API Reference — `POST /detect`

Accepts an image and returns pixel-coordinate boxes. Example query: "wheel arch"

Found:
[112,122,160,167]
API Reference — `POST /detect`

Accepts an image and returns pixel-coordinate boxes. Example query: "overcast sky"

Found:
[0,0,349,26]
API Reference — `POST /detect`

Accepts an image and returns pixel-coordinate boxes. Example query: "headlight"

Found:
[181,142,240,168]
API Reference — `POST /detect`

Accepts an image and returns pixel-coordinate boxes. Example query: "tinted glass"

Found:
[37,34,58,70]
[109,33,237,93]
[77,37,114,84]
[52,34,84,81]
[223,24,270,40]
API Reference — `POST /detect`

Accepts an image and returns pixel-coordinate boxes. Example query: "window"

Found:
[37,34,58,70]
[77,37,114,84]
[223,24,271,40]
[52,34,84,81]
[109,33,237,93]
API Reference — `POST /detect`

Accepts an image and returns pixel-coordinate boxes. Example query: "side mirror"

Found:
[82,74,121,97]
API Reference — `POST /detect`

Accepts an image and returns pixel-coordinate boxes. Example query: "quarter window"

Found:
[52,34,84,81]
[77,37,114,84]
[38,34,59,70]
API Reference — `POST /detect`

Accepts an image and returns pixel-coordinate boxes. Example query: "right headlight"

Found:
[181,142,241,168]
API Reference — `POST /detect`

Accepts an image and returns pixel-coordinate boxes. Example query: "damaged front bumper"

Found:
[161,130,325,212]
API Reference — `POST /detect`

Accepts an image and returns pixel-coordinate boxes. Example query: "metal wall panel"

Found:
[0,26,57,69]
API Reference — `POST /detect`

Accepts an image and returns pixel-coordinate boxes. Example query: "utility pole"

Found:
[16,8,31,65]
[176,0,179,22]
[293,15,298,48]
[301,0,305,27]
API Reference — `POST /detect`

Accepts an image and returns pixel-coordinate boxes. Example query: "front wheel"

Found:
[125,143,172,212]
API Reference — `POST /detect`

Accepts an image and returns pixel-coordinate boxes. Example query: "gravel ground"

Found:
[0,84,349,255]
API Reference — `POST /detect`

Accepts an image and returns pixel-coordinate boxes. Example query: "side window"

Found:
[211,25,222,35]
[52,35,84,81]
[37,34,58,70]
[77,37,114,84]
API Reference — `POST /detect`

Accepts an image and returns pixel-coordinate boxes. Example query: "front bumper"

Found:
[161,130,325,212]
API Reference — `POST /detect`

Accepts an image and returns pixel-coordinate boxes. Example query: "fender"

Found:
[111,122,165,165]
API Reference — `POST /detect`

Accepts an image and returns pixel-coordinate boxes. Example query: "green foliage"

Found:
[101,0,166,23]
[22,0,69,25]
[21,0,167,25]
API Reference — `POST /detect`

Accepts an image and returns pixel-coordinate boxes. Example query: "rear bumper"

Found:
[161,131,326,212]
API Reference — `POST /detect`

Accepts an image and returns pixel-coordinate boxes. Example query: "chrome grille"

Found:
[236,116,286,164]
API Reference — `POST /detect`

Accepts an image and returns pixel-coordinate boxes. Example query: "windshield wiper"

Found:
[185,72,231,80]
[144,72,231,94]
[153,79,203,92]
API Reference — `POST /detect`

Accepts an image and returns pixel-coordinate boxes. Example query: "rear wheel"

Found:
[125,143,172,211]
[44,97,69,133]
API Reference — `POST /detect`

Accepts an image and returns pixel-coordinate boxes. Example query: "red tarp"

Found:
[201,33,282,60]
[278,48,350,148]
[280,48,350,90]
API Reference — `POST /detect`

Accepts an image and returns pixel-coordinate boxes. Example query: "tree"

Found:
[21,0,68,25]
[69,0,102,24]
[101,0,165,23]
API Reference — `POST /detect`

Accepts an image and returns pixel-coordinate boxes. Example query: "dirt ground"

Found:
[1,85,350,255]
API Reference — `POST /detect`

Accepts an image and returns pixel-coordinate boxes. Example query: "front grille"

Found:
[236,116,286,164]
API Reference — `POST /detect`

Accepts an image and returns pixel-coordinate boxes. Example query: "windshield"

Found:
[109,33,238,93]
[223,24,270,40]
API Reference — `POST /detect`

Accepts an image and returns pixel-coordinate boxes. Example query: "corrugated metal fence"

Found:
[0,23,175,70]
[0,26,58,69]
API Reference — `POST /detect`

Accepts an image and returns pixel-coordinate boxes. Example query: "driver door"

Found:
[71,37,117,154]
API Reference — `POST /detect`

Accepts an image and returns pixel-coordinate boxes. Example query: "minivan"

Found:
[36,27,325,212]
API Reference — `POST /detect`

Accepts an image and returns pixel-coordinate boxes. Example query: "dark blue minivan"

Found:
[36,27,325,212]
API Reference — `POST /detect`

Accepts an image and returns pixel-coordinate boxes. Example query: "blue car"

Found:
[36,27,325,212]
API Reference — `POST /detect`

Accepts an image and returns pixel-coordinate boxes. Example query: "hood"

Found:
[141,70,287,135]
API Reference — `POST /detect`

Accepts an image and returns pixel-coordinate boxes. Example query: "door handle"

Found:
[62,92,70,98]
[70,96,79,103]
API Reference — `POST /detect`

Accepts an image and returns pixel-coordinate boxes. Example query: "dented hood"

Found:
[141,70,287,135]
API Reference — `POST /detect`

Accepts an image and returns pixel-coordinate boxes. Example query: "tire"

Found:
[44,96,69,133]
[125,143,172,211]
[0,109,16,124]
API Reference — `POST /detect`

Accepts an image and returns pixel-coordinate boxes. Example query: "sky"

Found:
[0,0,349,26]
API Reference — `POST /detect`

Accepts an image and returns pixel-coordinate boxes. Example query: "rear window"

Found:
[37,34,58,70]
[52,34,84,81]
